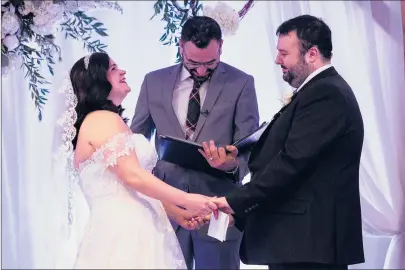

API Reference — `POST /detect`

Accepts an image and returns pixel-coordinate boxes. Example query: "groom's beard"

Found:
[282,57,311,88]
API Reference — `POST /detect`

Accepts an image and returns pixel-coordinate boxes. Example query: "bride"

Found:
[51,52,216,268]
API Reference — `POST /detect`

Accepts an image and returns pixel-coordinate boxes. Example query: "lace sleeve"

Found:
[90,131,158,172]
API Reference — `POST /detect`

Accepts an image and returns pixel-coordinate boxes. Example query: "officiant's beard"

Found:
[282,57,311,88]
[184,64,217,83]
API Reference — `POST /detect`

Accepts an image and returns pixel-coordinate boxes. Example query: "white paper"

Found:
[207,211,229,242]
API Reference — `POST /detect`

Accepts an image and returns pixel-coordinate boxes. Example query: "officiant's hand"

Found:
[199,140,239,172]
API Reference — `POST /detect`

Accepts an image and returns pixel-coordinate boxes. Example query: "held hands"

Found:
[182,194,234,220]
[210,197,235,228]
[186,213,234,228]
[210,197,235,216]
[176,211,210,230]
[183,193,218,217]
[179,196,235,230]
[198,140,239,172]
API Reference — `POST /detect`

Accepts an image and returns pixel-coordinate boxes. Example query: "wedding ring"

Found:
[209,157,214,161]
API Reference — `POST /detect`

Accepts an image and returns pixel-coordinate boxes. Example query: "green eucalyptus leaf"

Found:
[13,7,119,120]
[92,22,103,28]
[160,32,168,41]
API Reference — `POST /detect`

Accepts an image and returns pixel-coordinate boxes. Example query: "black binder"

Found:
[157,135,212,173]
[231,121,269,152]
[157,121,269,173]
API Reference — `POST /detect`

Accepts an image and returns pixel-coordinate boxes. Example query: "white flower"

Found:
[203,2,240,36]
[1,10,20,37]
[2,34,19,51]
[61,1,123,14]
[61,1,94,13]
[280,90,294,106]
[29,1,64,35]
[30,24,57,36]
[18,0,35,15]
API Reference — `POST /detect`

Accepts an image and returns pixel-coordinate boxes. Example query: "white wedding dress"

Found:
[72,131,186,269]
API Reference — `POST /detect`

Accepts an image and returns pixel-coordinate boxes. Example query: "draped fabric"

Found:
[2,1,404,269]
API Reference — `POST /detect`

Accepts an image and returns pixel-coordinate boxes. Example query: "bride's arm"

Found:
[162,202,185,220]
[83,110,217,216]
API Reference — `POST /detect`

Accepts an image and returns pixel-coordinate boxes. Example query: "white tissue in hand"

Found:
[207,211,229,242]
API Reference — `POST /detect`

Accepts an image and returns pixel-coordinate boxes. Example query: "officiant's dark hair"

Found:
[181,16,222,49]
[69,52,127,149]
[276,15,333,60]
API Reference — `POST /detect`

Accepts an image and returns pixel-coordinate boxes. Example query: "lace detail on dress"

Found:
[78,131,158,173]
[74,131,187,269]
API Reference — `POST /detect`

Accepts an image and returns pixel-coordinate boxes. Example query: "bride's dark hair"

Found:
[70,52,128,149]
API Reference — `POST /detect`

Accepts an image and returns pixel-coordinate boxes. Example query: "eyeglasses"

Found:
[182,50,219,69]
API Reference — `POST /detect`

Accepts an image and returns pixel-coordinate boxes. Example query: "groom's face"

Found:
[275,31,312,88]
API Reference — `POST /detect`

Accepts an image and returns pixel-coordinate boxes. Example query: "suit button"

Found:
[245,209,249,213]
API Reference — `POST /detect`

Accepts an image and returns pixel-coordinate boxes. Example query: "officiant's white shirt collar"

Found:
[180,66,191,82]
[294,64,332,93]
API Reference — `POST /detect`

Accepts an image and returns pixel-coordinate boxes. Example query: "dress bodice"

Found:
[72,132,186,269]
[76,132,158,208]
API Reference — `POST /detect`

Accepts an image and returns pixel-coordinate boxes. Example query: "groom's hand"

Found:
[229,214,235,227]
[198,140,239,172]
[210,197,235,217]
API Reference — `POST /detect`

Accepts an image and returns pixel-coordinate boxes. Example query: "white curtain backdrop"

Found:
[2,1,404,269]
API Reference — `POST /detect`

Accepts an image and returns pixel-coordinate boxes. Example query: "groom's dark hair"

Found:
[276,15,333,60]
[181,16,222,49]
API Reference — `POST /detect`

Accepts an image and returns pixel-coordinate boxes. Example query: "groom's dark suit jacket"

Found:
[226,67,365,266]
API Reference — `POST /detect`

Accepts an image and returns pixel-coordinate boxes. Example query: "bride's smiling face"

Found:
[106,58,131,101]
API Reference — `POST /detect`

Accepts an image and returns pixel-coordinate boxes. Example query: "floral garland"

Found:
[1,0,123,120]
[151,0,255,63]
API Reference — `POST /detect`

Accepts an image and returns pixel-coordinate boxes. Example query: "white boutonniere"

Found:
[279,90,294,106]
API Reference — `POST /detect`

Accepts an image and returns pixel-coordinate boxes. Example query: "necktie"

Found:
[185,77,208,140]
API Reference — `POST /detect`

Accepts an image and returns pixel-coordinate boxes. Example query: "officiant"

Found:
[130,16,259,270]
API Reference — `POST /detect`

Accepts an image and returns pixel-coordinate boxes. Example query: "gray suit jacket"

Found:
[130,62,259,239]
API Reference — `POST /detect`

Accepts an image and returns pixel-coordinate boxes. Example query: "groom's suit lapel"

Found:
[250,67,338,159]
[269,66,338,130]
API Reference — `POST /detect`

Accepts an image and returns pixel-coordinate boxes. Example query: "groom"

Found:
[211,15,365,270]
[131,16,259,269]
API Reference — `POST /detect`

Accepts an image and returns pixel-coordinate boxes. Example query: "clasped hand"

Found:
[180,141,238,229]
[182,194,234,219]
[181,194,235,230]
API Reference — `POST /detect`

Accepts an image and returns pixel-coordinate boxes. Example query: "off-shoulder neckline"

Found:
[74,131,139,171]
